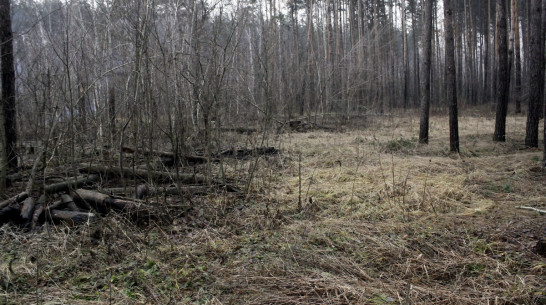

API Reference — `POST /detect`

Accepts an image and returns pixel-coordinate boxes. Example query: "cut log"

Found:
[44,175,100,194]
[31,195,45,232]
[0,206,21,225]
[218,147,279,159]
[0,192,29,210]
[20,197,36,220]
[135,184,223,199]
[49,210,95,226]
[79,166,234,189]
[121,147,216,164]
[72,189,154,216]
[61,194,82,212]
[98,187,133,196]
[220,127,258,134]
[80,165,199,183]
[47,194,79,212]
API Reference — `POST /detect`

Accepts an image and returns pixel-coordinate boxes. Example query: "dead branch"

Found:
[517,206,546,215]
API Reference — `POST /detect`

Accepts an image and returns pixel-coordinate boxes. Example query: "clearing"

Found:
[1,111,545,304]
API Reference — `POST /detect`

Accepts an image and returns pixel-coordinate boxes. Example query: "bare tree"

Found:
[0,0,17,174]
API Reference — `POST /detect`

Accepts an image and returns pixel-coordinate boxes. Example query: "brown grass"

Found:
[1,111,545,304]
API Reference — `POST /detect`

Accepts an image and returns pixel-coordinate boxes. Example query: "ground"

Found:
[1,110,545,304]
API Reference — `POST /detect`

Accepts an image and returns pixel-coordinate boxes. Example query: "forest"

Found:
[0,0,545,303]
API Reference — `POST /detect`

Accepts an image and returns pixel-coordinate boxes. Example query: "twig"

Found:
[516,206,546,215]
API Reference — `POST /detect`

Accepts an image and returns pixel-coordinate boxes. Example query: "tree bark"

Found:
[418,0,433,144]
[484,0,491,104]
[72,188,152,215]
[511,0,522,113]
[108,87,116,143]
[402,0,409,109]
[0,0,17,169]
[19,197,35,220]
[79,166,238,192]
[0,192,28,210]
[493,0,510,142]
[48,210,96,226]
[444,0,459,152]
[525,0,543,147]
[44,175,99,194]
[543,0,546,166]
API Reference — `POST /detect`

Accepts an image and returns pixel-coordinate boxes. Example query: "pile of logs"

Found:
[0,145,279,230]
[0,173,157,229]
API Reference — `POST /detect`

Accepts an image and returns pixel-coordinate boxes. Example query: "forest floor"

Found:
[1,110,545,304]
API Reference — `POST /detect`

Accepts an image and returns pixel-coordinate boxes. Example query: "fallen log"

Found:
[31,195,45,231]
[72,189,154,216]
[0,192,29,210]
[220,127,258,134]
[98,187,133,196]
[121,147,216,164]
[30,195,45,232]
[135,184,224,199]
[218,147,279,159]
[44,175,100,194]
[79,166,236,192]
[20,197,36,220]
[0,206,21,225]
[47,194,80,212]
[282,119,336,132]
[80,165,200,184]
[49,210,95,226]
[61,194,83,212]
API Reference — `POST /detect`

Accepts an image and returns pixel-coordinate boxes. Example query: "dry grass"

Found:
[1,111,545,304]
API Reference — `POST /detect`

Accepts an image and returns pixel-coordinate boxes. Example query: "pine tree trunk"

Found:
[444,0,459,152]
[402,0,409,109]
[418,0,433,144]
[410,0,420,105]
[525,0,543,147]
[484,0,491,104]
[493,0,510,142]
[512,0,522,113]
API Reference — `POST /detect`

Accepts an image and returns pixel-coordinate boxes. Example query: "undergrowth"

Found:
[1,113,545,304]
